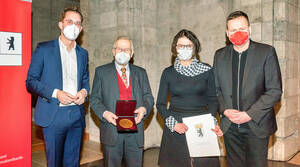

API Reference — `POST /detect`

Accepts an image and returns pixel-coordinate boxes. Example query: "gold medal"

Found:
[119,119,133,128]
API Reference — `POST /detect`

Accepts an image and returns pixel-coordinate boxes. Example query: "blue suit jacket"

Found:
[26,39,89,127]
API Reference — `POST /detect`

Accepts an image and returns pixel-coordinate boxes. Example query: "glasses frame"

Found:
[63,19,82,27]
[176,44,194,49]
[114,47,131,53]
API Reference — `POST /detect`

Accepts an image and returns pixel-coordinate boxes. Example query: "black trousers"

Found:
[102,133,143,167]
[224,124,269,167]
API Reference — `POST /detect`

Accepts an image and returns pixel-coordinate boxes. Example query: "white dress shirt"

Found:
[52,38,78,106]
[115,61,130,86]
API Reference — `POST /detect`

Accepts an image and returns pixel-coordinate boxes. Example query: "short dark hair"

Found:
[226,11,249,29]
[171,29,201,60]
[60,6,83,23]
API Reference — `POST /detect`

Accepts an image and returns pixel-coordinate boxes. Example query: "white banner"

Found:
[0,31,22,66]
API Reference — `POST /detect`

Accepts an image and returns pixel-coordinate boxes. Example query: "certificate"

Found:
[182,113,220,157]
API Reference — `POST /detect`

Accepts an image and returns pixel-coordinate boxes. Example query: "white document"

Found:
[182,113,220,157]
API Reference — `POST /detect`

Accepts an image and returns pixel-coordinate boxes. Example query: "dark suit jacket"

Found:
[213,40,282,138]
[26,39,90,127]
[90,62,154,147]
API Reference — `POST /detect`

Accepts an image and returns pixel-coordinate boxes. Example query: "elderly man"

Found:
[90,36,154,167]
[213,11,282,167]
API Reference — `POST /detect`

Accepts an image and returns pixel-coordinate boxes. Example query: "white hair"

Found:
[113,36,134,53]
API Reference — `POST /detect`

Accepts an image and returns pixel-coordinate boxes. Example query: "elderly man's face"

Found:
[113,39,132,57]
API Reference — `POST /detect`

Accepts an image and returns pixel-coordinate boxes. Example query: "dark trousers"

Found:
[43,106,83,167]
[224,124,269,167]
[102,133,143,167]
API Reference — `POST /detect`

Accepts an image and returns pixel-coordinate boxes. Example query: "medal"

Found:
[119,119,133,128]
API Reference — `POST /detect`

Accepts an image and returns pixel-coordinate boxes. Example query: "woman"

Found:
[156,29,223,167]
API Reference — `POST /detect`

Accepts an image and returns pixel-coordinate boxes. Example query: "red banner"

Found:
[0,0,31,166]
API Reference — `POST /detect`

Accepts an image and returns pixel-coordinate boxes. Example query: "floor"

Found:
[32,123,300,167]
[32,140,103,167]
[32,140,300,167]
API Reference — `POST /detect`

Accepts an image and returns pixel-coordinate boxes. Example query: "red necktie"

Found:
[121,67,128,88]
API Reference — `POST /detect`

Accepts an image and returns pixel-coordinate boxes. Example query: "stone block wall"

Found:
[271,0,300,161]
[32,0,80,51]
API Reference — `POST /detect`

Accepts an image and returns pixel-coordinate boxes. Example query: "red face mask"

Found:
[229,31,249,46]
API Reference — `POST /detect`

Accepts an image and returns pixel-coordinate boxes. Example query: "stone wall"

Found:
[32,0,80,51]
[271,0,300,161]
[79,0,300,161]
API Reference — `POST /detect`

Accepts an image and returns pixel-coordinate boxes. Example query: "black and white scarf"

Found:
[174,58,211,77]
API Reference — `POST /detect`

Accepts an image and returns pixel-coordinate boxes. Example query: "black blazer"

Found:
[90,62,154,147]
[213,40,282,138]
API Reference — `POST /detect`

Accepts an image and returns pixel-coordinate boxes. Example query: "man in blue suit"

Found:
[26,7,89,167]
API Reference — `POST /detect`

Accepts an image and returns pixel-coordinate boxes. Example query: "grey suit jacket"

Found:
[213,40,282,138]
[90,62,154,147]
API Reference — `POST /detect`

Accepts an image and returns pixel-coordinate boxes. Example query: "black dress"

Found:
[156,65,220,167]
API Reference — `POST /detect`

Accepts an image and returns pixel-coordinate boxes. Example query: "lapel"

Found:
[129,63,137,100]
[224,45,233,96]
[54,39,63,89]
[111,62,120,100]
[242,40,255,91]
[75,45,82,90]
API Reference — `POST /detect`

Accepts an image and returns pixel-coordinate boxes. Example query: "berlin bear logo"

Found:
[7,36,15,50]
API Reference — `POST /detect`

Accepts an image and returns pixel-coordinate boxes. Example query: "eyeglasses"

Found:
[114,47,131,53]
[63,19,82,27]
[176,44,193,49]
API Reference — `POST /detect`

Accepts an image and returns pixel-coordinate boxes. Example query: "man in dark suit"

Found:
[26,7,89,167]
[213,11,282,167]
[90,36,154,167]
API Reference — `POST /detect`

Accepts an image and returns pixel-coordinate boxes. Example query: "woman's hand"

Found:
[211,125,223,136]
[174,123,188,134]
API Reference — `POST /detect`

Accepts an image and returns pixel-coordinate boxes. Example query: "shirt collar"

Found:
[58,37,76,50]
[115,61,130,73]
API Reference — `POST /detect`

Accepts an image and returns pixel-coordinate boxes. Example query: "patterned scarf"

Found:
[174,58,211,77]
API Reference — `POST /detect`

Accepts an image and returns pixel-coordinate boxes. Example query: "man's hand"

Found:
[211,125,223,136]
[103,111,118,126]
[224,109,240,122]
[231,111,252,124]
[74,89,86,105]
[57,90,76,105]
[134,107,146,124]
[174,123,188,134]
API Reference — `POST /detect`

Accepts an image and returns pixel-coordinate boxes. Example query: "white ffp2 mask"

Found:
[115,52,131,65]
[63,24,80,41]
[177,48,193,60]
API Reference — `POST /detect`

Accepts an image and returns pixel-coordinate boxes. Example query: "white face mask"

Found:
[63,24,80,41]
[177,48,193,61]
[115,52,131,65]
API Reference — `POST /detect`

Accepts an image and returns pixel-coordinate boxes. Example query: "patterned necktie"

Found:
[121,67,128,88]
